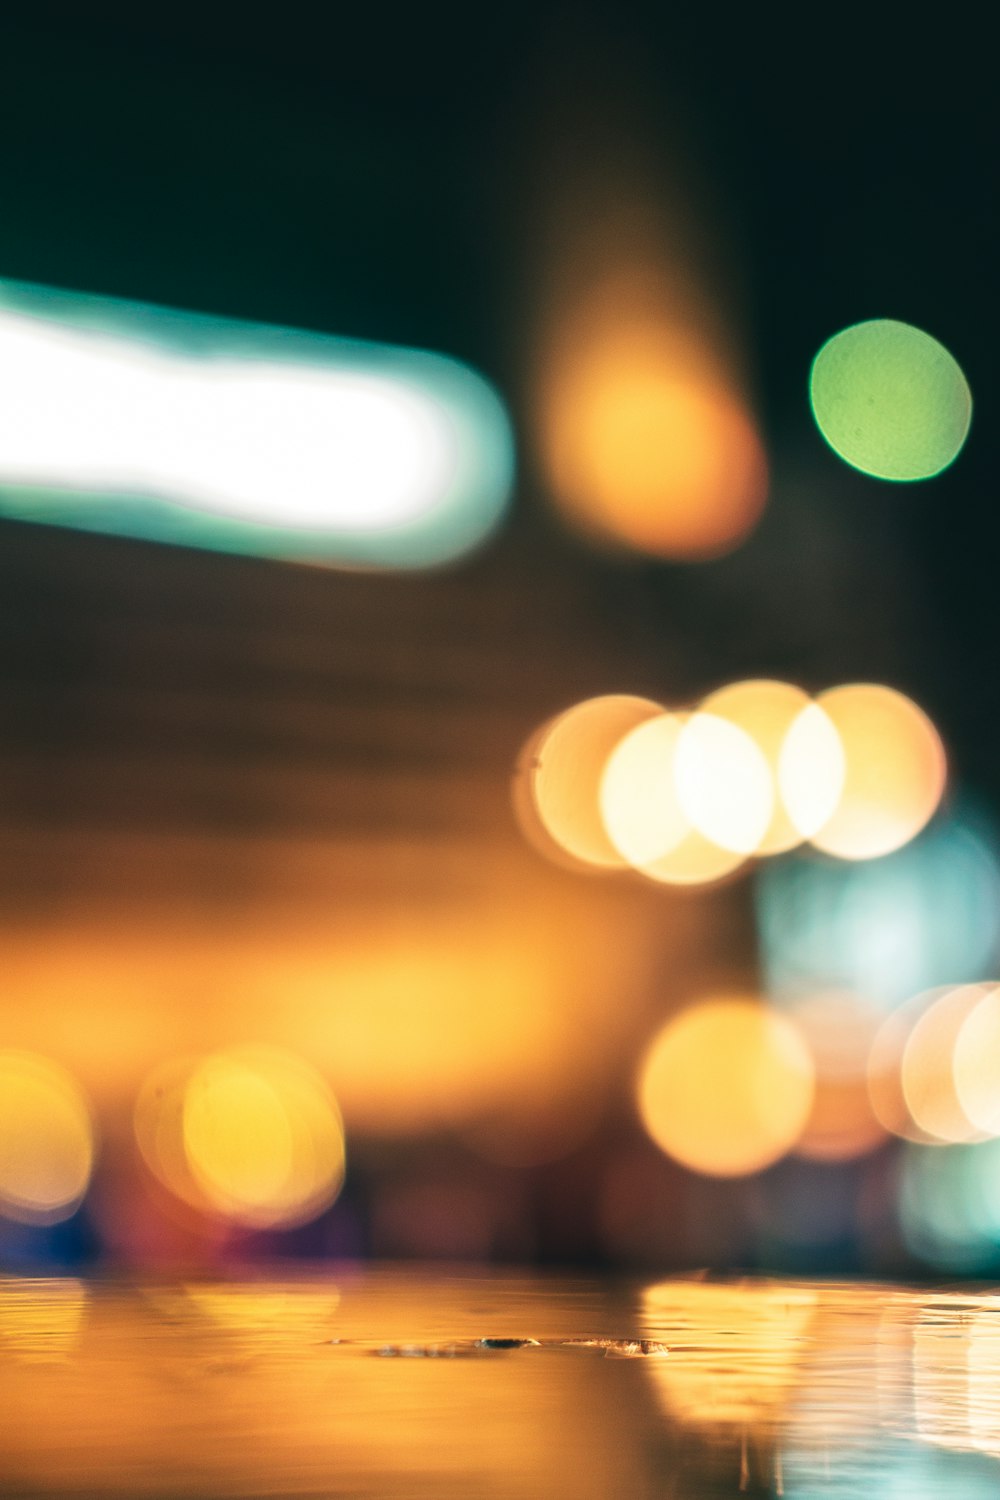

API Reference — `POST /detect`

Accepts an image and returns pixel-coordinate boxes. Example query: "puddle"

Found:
[329,1335,669,1359]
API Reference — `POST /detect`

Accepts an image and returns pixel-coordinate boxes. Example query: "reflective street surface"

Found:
[4,1271,1000,1498]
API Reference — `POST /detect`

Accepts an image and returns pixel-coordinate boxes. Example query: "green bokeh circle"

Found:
[810,318,972,481]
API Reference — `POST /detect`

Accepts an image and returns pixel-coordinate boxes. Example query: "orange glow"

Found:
[179,1285,342,1345]
[0,1051,95,1225]
[809,684,947,860]
[134,1055,204,1216]
[541,313,768,559]
[701,680,838,854]
[798,1075,886,1162]
[867,1001,930,1144]
[635,830,745,887]
[135,1047,345,1229]
[600,714,745,885]
[637,999,814,1176]
[512,694,662,870]
[600,713,688,865]
[311,942,594,1133]
[867,989,980,1145]
[134,1056,208,1219]
[786,993,887,1161]
[951,984,1000,1136]
[641,1281,817,1432]
[900,985,989,1144]
[0,1280,87,1361]
[531,121,767,564]
[0,1275,656,1498]
[1,870,663,1143]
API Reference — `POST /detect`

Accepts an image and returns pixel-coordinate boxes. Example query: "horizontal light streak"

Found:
[0,278,514,568]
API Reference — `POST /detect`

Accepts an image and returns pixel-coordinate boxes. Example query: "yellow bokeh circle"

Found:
[637,999,814,1176]
[543,327,768,561]
[900,984,990,1145]
[0,1051,96,1225]
[512,694,663,870]
[809,684,946,860]
[135,1047,345,1229]
[952,985,1000,1137]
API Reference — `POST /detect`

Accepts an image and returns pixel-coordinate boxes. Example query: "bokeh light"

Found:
[700,680,830,854]
[134,1055,206,1218]
[899,1141,1000,1272]
[900,986,989,1145]
[516,680,948,885]
[866,987,989,1147]
[0,276,514,569]
[637,998,815,1176]
[786,992,886,1162]
[810,318,972,481]
[826,1066,884,1162]
[45,880,649,1152]
[809,684,947,860]
[756,807,1000,1008]
[867,997,934,1145]
[952,986,1000,1137]
[600,714,745,885]
[600,713,689,866]
[135,1047,345,1229]
[0,1052,95,1226]
[532,127,768,564]
[512,694,662,870]
[673,712,773,855]
[777,701,847,841]
[542,315,768,559]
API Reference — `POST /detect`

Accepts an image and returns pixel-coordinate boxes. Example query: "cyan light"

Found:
[0,278,514,568]
[785,1437,1000,1498]
[755,807,1000,1008]
[899,1140,1000,1272]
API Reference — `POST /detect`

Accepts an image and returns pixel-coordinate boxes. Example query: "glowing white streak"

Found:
[0,308,464,532]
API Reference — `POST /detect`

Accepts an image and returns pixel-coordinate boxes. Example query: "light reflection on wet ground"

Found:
[3,1271,1000,1497]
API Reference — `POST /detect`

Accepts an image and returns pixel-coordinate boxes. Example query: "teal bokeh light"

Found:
[755,808,1000,1008]
[0,278,514,569]
[899,1140,1000,1272]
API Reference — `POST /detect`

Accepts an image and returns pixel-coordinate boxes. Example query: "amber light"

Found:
[637,998,814,1176]
[0,1052,96,1226]
[135,1047,345,1230]
[809,684,946,860]
[512,693,662,870]
[541,318,768,560]
[785,993,886,1162]
[701,680,841,855]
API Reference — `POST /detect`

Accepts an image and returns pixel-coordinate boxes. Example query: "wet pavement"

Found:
[3,1269,1000,1497]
